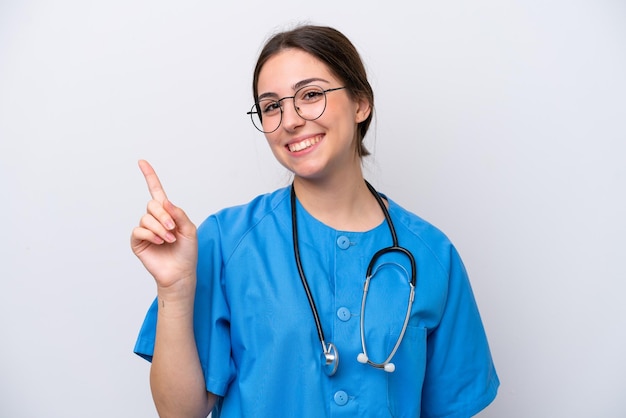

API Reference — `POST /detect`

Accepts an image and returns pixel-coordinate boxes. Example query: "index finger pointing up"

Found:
[138,159,168,202]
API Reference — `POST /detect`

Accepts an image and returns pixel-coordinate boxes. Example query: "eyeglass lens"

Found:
[249,85,330,133]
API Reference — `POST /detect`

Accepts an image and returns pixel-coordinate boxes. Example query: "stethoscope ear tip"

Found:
[357,353,395,372]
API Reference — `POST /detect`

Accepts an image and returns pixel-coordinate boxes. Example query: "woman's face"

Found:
[256,48,370,182]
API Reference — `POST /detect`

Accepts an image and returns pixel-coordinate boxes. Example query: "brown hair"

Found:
[252,25,374,157]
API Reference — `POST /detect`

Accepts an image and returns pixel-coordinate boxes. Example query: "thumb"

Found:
[163,198,196,237]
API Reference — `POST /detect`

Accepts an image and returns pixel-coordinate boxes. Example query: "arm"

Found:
[150,278,216,417]
[131,160,217,417]
[421,245,499,417]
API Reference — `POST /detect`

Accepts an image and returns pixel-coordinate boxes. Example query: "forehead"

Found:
[257,48,337,94]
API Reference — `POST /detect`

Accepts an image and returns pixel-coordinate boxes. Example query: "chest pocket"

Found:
[386,325,427,417]
[357,259,426,415]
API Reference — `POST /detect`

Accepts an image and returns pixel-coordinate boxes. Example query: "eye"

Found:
[298,87,325,103]
[260,100,281,115]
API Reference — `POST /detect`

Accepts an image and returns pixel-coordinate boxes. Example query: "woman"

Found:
[132,25,499,417]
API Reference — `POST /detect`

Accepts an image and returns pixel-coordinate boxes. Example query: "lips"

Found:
[287,135,322,152]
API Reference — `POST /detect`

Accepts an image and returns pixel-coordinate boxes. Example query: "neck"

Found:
[292,169,386,232]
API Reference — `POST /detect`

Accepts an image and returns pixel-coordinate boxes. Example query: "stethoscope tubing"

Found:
[291,181,417,375]
[290,186,329,356]
[359,261,415,370]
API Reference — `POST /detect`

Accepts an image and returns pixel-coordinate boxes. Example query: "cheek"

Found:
[325,101,360,130]
[264,132,280,146]
[326,105,360,137]
[264,134,286,158]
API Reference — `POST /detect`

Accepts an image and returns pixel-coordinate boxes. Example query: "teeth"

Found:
[288,136,321,152]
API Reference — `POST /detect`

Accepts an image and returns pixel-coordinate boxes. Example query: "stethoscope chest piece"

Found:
[322,342,339,376]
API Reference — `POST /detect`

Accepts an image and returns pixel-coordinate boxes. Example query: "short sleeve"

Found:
[421,246,499,417]
[133,215,236,397]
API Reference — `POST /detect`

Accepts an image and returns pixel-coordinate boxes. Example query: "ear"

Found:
[354,96,371,123]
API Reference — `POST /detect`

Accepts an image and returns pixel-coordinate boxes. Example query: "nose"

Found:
[280,98,305,131]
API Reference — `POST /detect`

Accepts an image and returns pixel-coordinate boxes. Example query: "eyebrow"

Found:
[258,77,330,101]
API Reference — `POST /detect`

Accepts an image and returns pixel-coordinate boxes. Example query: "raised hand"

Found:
[131,160,198,291]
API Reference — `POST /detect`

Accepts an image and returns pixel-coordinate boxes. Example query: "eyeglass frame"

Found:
[247,86,346,133]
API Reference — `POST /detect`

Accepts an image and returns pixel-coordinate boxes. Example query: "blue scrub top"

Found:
[135,187,499,417]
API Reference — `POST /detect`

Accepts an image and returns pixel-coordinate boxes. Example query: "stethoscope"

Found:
[291,181,416,376]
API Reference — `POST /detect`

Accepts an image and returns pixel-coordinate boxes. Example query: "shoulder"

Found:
[196,187,291,250]
[385,196,460,272]
[387,197,451,244]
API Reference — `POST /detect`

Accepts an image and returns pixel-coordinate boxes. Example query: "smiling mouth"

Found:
[287,135,322,152]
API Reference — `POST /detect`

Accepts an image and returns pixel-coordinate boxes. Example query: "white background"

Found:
[1,1,625,417]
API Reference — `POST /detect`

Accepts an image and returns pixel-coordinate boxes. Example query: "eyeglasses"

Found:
[247,85,345,133]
